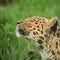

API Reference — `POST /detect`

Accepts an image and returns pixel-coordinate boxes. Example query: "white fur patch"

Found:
[16,27,21,37]
[39,49,48,60]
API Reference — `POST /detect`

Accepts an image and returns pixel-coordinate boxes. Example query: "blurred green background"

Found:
[0,0,60,60]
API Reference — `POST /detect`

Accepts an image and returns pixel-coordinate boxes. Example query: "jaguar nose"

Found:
[17,21,20,24]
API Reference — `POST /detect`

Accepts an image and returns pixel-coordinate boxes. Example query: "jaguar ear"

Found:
[49,17,58,32]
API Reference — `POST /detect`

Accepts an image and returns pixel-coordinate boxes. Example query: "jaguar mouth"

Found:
[16,27,29,37]
[19,28,29,35]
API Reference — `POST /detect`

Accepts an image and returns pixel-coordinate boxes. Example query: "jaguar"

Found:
[16,16,60,60]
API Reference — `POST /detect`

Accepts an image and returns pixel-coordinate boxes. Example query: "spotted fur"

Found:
[16,16,60,60]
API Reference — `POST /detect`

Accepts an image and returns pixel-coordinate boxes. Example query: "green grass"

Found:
[0,0,60,60]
